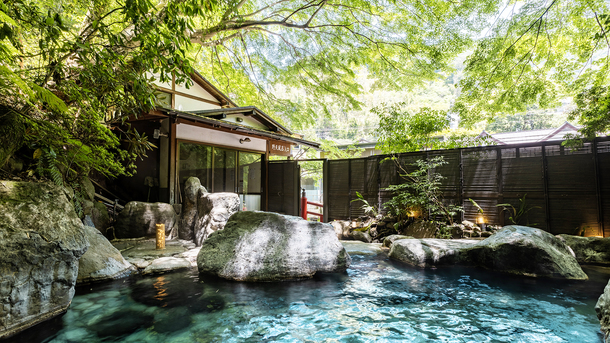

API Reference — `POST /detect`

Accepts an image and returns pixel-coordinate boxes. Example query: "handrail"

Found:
[301,189,323,222]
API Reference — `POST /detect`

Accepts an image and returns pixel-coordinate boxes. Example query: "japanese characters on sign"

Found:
[268,140,292,156]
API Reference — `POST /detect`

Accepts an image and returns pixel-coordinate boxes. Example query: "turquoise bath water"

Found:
[8,242,609,342]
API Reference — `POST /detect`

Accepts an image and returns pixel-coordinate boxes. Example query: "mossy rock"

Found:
[197,211,351,281]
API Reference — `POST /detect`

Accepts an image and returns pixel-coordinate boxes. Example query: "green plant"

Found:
[351,191,378,217]
[384,156,463,226]
[436,224,453,239]
[497,194,540,226]
[469,198,484,214]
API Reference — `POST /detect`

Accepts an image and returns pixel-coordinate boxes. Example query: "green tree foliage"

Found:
[567,86,610,140]
[0,0,503,182]
[455,0,610,128]
[375,105,449,153]
[374,103,490,153]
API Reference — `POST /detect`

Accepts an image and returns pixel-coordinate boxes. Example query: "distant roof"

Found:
[478,122,581,145]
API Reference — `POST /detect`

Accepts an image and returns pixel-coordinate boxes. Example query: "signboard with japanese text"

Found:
[268,140,292,156]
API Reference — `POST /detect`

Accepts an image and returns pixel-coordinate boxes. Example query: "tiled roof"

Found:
[483,122,580,145]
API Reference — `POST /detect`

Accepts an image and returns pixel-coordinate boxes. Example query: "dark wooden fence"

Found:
[326,137,610,237]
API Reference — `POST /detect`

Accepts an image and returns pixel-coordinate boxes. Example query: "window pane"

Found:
[239,152,262,210]
[214,148,236,192]
[178,143,212,201]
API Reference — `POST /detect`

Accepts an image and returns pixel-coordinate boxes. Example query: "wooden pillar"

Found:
[169,118,177,204]
[593,139,605,237]
[496,147,504,226]
[541,145,551,232]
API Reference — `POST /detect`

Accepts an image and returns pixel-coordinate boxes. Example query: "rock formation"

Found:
[193,192,240,246]
[114,201,178,238]
[389,239,478,267]
[77,225,134,284]
[596,278,610,343]
[0,181,89,339]
[557,234,610,265]
[197,211,351,281]
[389,225,588,280]
[178,177,239,245]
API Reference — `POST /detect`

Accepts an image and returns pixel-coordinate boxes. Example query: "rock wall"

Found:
[0,181,89,339]
[114,202,178,238]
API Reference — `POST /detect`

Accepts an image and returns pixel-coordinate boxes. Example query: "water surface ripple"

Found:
[9,241,608,342]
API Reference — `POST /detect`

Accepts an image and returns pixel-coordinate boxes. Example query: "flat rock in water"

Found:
[0,181,89,339]
[124,257,152,269]
[388,226,588,280]
[389,239,478,267]
[197,211,351,281]
[77,225,134,283]
[142,257,191,275]
[382,234,415,248]
[557,234,610,265]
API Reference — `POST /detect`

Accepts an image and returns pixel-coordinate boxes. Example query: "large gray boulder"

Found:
[467,226,587,280]
[114,201,178,238]
[0,181,89,339]
[178,177,239,245]
[77,225,134,284]
[388,226,588,280]
[197,211,351,281]
[596,278,610,343]
[179,177,208,241]
[557,234,610,265]
[389,239,478,267]
[194,192,239,246]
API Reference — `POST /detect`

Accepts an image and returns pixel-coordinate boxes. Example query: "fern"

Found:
[33,147,64,187]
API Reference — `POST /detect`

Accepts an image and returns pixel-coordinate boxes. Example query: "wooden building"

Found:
[116,71,319,212]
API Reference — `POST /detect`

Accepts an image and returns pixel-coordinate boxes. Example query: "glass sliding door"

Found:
[178,142,212,202]
[239,152,263,210]
[177,141,263,210]
[213,147,237,193]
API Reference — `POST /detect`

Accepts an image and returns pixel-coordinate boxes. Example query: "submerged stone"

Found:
[197,211,351,281]
[141,257,191,275]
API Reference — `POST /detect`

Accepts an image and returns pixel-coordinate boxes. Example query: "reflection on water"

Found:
[7,241,609,342]
[153,276,168,307]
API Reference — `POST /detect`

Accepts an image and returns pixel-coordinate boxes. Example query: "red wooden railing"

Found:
[301,189,323,222]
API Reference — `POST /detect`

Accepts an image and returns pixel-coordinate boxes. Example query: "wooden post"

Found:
[301,189,308,220]
[156,224,166,250]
